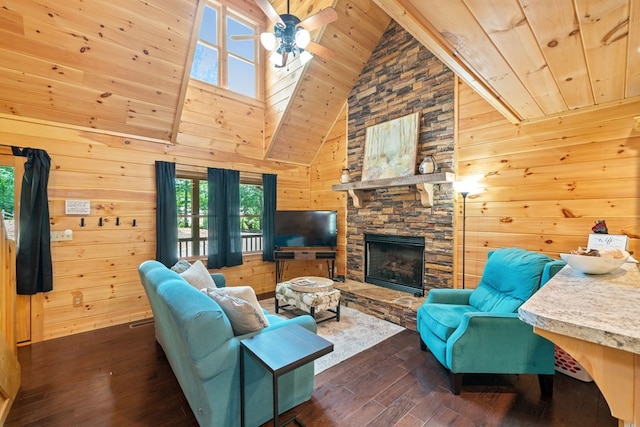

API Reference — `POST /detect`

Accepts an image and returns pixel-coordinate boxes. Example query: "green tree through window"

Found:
[0,167,14,215]
[0,166,15,239]
[176,174,263,258]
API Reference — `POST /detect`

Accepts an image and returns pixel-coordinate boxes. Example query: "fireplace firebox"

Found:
[364,233,425,296]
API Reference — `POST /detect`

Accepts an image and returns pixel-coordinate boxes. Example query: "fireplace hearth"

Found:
[365,233,425,296]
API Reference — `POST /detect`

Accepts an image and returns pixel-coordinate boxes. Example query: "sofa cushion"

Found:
[201,287,268,335]
[179,260,215,290]
[419,303,476,341]
[469,248,553,313]
[215,286,270,327]
[170,259,192,274]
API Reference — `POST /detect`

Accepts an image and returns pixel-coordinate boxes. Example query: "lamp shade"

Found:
[269,51,283,65]
[260,32,276,50]
[300,50,313,64]
[294,29,310,48]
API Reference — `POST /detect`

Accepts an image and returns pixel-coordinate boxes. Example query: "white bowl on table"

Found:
[560,251,630,275]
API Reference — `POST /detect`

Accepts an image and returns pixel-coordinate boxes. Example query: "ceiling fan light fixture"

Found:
[300,50,313,65]
[269,51,283,65]
[294,28,310,49]
[260,32,276,50]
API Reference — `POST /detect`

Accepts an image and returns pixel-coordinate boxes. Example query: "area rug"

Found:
[261,299,405,374]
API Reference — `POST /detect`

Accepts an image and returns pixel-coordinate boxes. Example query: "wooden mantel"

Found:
[331,172,455,208]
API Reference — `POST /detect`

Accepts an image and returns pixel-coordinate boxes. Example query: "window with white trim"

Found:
[190,1,259,99]
[176,171,263,258]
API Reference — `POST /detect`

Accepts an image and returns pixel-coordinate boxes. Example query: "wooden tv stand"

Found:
[274,249,336,283]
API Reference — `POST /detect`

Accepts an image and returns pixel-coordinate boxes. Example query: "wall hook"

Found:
[80,218,85,227]
[116,217,120,226]
[98,217,103,227]
[132,219,137,227]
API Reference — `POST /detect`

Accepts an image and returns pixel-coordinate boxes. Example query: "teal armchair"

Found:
[417,248,565,396]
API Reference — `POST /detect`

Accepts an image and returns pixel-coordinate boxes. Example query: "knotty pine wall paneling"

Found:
[0,86,312,342]
[456,80,640,288]
[265,105,349,283]
[310,104,348,279]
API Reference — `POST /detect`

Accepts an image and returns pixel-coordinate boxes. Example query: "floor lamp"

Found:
[460,191,469,289]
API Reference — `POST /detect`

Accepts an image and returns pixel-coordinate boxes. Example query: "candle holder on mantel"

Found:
[340,168,351,183]
[419,155,438,174]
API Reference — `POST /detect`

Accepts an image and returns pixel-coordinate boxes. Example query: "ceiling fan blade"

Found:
[305,41,335,60]
[297,7,337,31]
[254,0,285,27]
[230,34,260,41]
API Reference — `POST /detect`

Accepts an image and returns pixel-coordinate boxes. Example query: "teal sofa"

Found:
[138,260,316,427]
[417,248,565,396]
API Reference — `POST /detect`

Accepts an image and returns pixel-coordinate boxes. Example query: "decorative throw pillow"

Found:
[218,286,270,328]
[202,287,268,335]
[171,259,192,274]
[179,260,215,290]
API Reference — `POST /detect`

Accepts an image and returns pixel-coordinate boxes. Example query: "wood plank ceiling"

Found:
[375,0,640,124]
[263,0,391,164]
[1,0,638,165]
[0,0,197,142]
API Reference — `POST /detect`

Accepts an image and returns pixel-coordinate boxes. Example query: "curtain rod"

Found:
[174,161,265,177]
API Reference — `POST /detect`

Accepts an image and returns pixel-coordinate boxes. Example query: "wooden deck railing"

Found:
[178,233,263,258]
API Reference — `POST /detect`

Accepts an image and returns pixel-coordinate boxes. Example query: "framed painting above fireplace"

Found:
[362,112,419,181]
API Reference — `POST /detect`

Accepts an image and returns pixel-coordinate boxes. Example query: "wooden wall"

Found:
[310,104,348,277]
[0,0,348,343]
[0,214,20,423]
[456,79,640,288]
[0,216,16,354]
[0,0,198,141]
[0,71,348,343]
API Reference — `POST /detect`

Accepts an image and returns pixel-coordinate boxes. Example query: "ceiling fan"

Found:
[232,0,337,68]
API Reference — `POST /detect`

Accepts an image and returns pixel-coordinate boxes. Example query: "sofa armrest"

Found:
[426,288,474,305]
[446,312,555,374]
[241,314,317,338]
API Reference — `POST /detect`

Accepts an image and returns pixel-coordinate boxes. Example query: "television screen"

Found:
[274,210,337,248]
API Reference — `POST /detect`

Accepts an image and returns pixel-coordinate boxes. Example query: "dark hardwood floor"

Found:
[6,319,616,427]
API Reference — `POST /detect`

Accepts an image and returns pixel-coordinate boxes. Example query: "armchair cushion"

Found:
[420,303,476,342]
[468,248,554,313]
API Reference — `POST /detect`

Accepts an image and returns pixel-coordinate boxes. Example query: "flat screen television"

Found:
[274,210,337,248]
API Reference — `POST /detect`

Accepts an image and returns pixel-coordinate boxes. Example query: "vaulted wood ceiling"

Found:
[1,0,638,165]
[375,0,640,123]
[263,0,391,165]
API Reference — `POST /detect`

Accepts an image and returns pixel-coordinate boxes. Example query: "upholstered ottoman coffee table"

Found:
[275,276,341,323]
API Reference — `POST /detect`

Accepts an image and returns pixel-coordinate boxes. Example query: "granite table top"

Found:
[519,261,640,355]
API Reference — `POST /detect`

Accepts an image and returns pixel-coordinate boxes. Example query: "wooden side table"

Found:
[240,323,333,427]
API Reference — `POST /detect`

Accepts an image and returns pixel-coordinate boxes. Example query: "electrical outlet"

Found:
[51,230,73,241]
[72,291,83,307]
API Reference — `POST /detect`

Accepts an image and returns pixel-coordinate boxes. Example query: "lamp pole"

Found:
[460,191,469,289]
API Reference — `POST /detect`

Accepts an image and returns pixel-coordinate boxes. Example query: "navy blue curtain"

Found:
[207,168,242,268]
[262,174,277,262]
[12,147,52,295]
[155,161,178,267]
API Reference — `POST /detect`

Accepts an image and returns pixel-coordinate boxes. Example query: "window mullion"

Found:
[219,5,228,89]
[192,179,201,256]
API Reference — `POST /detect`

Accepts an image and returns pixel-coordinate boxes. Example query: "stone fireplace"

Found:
[344,21,456,295]
[365,234,425,296]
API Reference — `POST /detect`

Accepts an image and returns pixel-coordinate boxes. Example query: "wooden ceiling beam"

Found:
[373,0,521,124]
